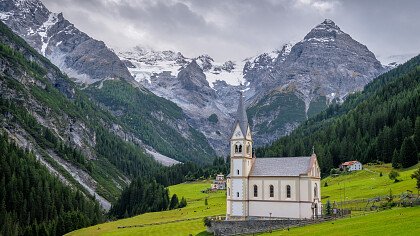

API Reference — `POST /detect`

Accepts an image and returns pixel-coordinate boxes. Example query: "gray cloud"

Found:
[41,0,420,61]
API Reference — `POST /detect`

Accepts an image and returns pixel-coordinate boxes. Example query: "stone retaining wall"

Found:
[207,218,314,236]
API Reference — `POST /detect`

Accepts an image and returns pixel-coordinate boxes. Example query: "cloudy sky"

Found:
[41,0,420,62]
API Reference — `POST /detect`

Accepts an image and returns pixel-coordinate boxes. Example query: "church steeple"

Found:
[232,91,249,137]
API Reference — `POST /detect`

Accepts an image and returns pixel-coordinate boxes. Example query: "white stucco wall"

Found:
[232,159,243,177]
[232,201,244,216]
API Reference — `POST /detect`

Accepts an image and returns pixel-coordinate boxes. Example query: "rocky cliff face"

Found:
[248,19,385,145]
[0,0,132,84]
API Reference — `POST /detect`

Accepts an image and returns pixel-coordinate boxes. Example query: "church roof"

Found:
[249,156,313,177]
[233,91,249,135]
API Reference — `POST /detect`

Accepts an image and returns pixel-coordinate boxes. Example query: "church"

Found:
[226,93,322,220]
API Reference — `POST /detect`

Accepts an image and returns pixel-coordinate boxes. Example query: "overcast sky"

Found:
[41,0,420,62]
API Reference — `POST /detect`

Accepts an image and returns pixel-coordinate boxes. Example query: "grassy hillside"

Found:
[68,164,420,236]
[321,163,419,204]
[67,181,225,236]
[259,207,420,236]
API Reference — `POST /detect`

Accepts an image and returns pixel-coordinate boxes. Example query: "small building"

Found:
[340,161,362,171]
[211,174,226,190]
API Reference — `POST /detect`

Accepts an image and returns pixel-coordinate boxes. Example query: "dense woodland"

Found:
[109,156,229,219]
[257,55,420,175]
[0,133,103,236]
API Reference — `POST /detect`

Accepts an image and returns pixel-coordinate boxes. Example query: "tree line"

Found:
[0,133,103,236]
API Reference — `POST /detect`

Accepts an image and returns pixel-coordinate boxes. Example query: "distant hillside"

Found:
[257,54,420,174]
[0,20,213,212]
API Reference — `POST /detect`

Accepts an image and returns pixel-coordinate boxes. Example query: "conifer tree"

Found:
[400,137,418,168]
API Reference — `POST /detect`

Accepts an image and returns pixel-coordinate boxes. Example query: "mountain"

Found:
[247,19,385,145]
[257,54,420,173]
[119,20,385,152]
[0,0,132,84]
[0,0,216,163]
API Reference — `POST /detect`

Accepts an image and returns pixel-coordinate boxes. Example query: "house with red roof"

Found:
[340,161,362,171]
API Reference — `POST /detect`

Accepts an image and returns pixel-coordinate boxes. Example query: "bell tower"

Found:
[226,91,253,219]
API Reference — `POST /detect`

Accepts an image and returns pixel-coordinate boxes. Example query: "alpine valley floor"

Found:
[67,164,420,236]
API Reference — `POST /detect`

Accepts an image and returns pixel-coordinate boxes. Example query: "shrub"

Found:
[203,217,212,227]
[389,170,400,183]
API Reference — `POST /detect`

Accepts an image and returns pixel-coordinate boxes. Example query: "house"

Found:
[226,92,321,220]
[340,161,362,171]
[211,174,226,190]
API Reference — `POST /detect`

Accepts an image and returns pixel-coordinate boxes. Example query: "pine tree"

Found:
[179,197,187,208]
[325,200,332,216]
[414,117,420,151]
[400,137,418,168]
[169,194,179,210]
[392,149,400,168]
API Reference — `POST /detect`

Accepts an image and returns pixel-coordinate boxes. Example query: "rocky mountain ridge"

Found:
[119,19,386,151]
[0,0,216,163]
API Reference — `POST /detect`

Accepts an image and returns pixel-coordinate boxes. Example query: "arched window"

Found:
[238,144,242,153]
[286,185,291,198]
[314,183,318,198]
[253,185,258,197]
[237,169,239,175]
[236,192,239,197]
[234,144,239,153]
[269,185,274,197]
[246,144,251,154]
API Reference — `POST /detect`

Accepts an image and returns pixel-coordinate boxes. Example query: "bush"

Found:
[203,217,212,227]
[208,114,219,123]
[389,170,400,182]
[324,182,328,187]
[179,197,187,208]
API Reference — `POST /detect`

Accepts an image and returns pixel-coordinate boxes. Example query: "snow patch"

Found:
[38,12,59,55]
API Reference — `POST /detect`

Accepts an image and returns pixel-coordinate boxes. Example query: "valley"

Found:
[67,163,420,236]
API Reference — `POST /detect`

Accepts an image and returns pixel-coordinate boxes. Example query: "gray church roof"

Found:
[233,91,248,135]
[249,156,313,177]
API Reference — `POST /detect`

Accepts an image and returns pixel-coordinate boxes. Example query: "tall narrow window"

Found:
[269,185,274,197]
[246,144,251,154]
[314,183,318,198]
[237,169,239,175]
[235,144,239,153]
[228,187,230,196]
[286,185,291,198]
[253,185,258,197]
[236,192,239,197]
[238,144,242,153]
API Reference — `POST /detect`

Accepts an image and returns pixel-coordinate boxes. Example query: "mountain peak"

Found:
[302,19,343,42]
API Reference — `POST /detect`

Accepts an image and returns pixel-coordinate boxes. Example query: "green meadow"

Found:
[68,164,420,236]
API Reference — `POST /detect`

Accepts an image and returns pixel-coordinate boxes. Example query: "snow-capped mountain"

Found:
[377,53,418,68]
[0,0,132,84]
[119,19,386,150]
[118,44,294,154]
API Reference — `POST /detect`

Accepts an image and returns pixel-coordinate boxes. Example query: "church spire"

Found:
[235,91,249,136]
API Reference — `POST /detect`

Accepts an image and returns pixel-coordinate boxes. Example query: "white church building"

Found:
[226,93,322,220]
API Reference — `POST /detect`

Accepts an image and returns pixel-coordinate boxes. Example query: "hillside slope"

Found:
[0,20,207,211]
[258,54,420,173]
[0,0,216,164]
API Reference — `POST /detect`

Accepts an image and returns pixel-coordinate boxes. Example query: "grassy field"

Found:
[259,207,420,236]
[67,180,223,236]
[321,164,419,204]
[68,164,419,236]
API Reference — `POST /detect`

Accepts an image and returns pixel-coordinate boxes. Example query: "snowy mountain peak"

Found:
[303,19,343,43]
